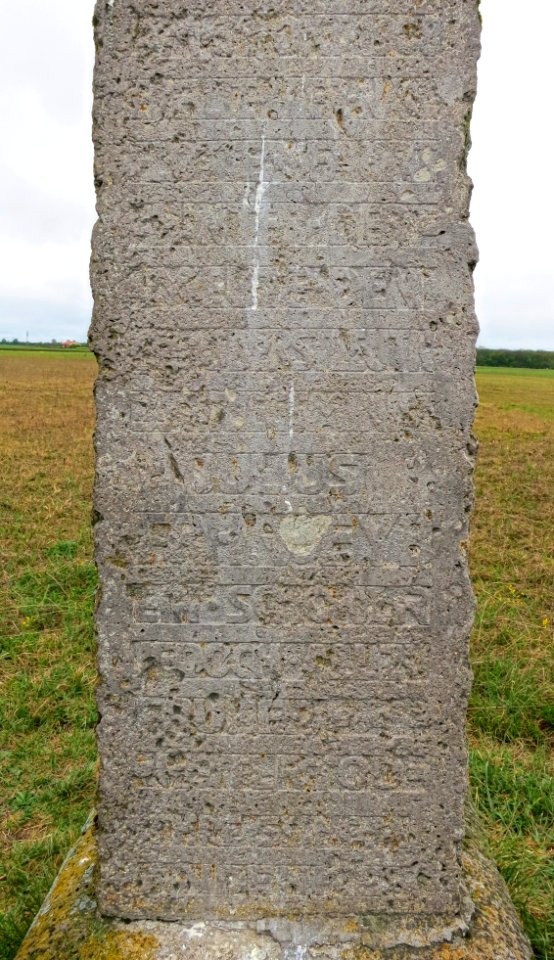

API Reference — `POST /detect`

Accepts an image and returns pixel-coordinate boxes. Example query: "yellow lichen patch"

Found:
[79,931,159,960]
[16,819,530,960]
[341,947,380,960]
[16,824,96,959]
[435,945,468,960]
[15,818,160,960]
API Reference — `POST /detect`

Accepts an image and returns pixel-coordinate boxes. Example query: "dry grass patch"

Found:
[0,356,552,958]
[0,351,98,956]
[469,368,554,958]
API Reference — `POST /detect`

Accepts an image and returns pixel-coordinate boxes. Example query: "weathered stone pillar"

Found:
[14,2,534,958]
[91,0,480,929]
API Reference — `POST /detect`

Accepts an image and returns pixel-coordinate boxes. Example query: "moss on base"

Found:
[15,816,531,960]
[14,815,158,960]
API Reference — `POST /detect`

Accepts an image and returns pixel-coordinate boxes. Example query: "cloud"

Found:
[469,0,554,348]
[0,0,552,348]
[0,0,96,342]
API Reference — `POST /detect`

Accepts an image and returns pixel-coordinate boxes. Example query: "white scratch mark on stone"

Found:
[284,947,308,960]
[250,136,266,312]
[288,382,295,442]
[107,0,114,7]
[281,381,295,512]
[251,262,260,311]
[186,923,206,939]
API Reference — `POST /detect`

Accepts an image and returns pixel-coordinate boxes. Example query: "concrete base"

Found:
[16,815,532,960]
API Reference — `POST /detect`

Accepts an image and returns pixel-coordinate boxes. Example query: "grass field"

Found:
[0,353,552,959]
[0,345,89,355]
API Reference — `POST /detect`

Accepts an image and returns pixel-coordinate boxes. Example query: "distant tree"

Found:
[12,338,19,345]
[477,348,554,370]
[1,338,6,344]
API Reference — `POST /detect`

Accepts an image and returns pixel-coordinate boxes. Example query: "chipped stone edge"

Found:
[15,816,532,960]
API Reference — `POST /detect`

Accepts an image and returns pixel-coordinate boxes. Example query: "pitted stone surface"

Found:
[91,0,481,925]
[14,820,532,960]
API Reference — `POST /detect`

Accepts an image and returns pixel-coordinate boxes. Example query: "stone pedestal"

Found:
[15,817,532,960]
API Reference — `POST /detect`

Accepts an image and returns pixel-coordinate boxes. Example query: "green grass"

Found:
[0,345,90,354]
[0,351,98,956]
[0,357,552,958]
[469,746,553,958]
[468,368,554,958]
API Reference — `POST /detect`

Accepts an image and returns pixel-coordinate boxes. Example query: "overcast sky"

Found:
[0,0,552,348]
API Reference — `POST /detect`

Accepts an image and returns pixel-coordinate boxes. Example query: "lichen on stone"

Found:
[14,815,159,960]
[16,818,531,960]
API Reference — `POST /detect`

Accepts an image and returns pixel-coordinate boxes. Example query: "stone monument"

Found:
[16,2,532,958]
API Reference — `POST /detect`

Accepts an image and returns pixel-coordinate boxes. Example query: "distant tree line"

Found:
[0,339,87,349]
[477,348,554,370]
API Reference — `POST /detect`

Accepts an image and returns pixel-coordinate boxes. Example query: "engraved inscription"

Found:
[92,0,479,925]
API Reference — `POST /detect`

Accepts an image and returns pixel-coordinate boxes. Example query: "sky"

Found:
[0,0,552,348]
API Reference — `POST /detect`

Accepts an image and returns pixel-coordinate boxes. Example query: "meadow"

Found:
[0,352,552,959]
